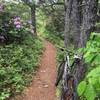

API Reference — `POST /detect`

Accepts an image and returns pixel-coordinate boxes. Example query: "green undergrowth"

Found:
[0,34,44,100]
[77,33,100,100]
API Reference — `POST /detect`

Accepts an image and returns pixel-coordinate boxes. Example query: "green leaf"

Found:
[77,81,86,96]
[0,69,6,76]
[93,54,100,65]
[87,67,100,78]
[84,53,97,63]
[84,84,96,100]
[99,77,100,85]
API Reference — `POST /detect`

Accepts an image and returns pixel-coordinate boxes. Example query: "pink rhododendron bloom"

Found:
[0,4,4,12]
[14,21,21,25]
[13,16,22,29]
[16,24,21,29]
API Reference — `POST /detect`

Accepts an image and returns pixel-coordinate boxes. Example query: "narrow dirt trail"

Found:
[18,41,57,100]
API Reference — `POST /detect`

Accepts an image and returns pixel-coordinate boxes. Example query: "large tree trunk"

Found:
[30,5,37,36]
[64,0,98,48]
[76,0,98,83]
[64,0,98,99]
[64,0,82,49]
[78,0,98,47]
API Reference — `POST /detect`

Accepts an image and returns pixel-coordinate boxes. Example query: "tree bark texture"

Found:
[64,0,99,100]
[31,5,37,36]
[64,0,98,48]
[79,0,98,47]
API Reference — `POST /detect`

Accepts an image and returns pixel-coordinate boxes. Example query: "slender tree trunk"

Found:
[30,5,37,36]
[64,0,73,48]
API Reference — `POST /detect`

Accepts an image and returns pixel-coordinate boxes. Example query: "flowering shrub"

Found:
[0,3,44,100]
[13,16,22,29]
[0,4,28,44]
[0,4,4,13]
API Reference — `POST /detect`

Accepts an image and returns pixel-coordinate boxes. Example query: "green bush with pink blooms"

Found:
[0,3,31,44]
[0,3,44,100]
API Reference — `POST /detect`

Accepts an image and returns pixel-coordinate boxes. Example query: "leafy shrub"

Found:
[0,36,43,100]
[77,33,100,100]
[0,2,44,100]
[0,4,31,44]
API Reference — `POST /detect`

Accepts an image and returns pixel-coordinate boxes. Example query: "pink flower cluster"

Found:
[0,4,4,12]
[13,17,22,29]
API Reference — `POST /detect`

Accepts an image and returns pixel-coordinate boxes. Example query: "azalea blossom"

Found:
[16,24,21,29]
[13,16,22,29]
[0,4,4,12]
[14,21,21,25]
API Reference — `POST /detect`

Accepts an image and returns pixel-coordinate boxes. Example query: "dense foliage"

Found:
[0,2,43,100]
[77,33,100,100]
[37,6,64,41]
[0,37,43,100]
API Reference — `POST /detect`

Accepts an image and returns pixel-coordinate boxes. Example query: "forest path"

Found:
[14,41,57,100]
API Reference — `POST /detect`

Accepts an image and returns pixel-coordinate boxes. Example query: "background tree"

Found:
[21,0,37,36]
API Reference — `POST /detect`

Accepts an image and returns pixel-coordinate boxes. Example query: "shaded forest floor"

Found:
[12,41,57,100]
